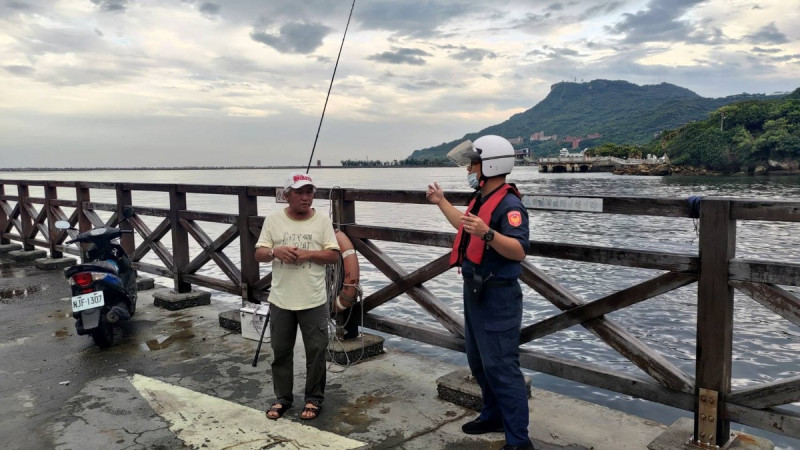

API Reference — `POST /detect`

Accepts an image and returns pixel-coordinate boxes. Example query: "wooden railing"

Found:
[2,178,800,446]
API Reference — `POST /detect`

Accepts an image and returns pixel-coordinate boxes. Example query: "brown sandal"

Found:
[300,400,321,420]
[266,402,291,420]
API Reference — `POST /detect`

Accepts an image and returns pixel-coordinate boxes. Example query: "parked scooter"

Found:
[55,208,137,347]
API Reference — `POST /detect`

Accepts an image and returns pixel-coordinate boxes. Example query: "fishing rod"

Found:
[304,0,357,174]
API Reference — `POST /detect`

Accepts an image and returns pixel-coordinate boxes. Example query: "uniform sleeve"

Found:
[321,218,340,251]
[497,198,530,253]
[254,217,272,249]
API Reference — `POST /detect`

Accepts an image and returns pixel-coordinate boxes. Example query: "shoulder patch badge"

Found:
[507,210,522,227]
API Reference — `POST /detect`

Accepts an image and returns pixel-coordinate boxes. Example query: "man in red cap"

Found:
[255,171,339,421]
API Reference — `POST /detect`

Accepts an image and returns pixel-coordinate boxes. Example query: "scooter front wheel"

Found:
[91,313,114,348]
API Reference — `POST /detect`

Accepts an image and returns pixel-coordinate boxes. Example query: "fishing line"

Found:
[305,0,357,174]
[325,187,366,371]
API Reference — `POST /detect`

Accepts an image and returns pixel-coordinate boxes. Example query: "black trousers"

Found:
[269,302,329,406]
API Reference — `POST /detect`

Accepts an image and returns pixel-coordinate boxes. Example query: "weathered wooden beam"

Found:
[81,208,106,229]
[116,185,134,257]
[132,261,173,278]
[169,186,191,293]
[363,312,696,412]
[179,210,239,224]
[353,237,465,337]
[363,313,465,352]
[732,281,800,327]
[518,348,695,412]
[531,241,698,273]
[520,260,694,393]
[83,201,116,212]
[695,198,736,446]
[521,272,697,342]
[725,403,800,439]
[181,219,241,285]
[127,206,170,218]
[342,224,454,249]
[44,184,61,258]
[129,215,174,270]
[344,224,699,272]
[253,272,272,292]
[17,183,33,250]
[183,273,239,295]
[731,200,800,222]
[361,253,451,312]
[49,199,78,208]
[729,259,800,286]
[728,375,800,409]
[237,186,259,304]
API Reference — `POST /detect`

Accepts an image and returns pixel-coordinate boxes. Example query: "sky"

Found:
[0,0,798,168]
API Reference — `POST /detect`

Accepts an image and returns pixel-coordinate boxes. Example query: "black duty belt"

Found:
[462,275,515,287]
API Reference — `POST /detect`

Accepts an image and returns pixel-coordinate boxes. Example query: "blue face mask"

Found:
[467,172,480,189]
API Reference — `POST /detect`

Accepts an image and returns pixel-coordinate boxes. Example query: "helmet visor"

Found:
[446,140,480,166]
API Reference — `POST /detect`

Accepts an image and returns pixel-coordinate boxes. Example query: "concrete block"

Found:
[0,244,22,254]
[647,417,773,450]
[436,368,531,411]
[34,257,77,271]
[327,332,385,365]
[8,249,47,262]
[152,289,211,311]
[218,309,242,333]
[136,277,155,291]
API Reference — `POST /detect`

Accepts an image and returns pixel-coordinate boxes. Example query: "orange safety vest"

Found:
[449,184,521,267]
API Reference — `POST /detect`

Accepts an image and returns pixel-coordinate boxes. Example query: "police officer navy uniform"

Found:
[426,135,534,450]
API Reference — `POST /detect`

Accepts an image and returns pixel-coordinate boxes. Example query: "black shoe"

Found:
[461,417,504,435]
[501,441,535,450]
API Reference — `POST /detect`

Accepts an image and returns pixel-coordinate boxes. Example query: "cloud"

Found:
[745,22,789,45]
[199,3,220,16]
[356,0,473,38]
[250,22,331,54]
[366,47,432,65]
[90,0,128,13]
[4,65,34,77]
[448,47,497,62]
[606,0,715,44]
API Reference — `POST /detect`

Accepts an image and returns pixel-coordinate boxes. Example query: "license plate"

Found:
[72,291,105,312]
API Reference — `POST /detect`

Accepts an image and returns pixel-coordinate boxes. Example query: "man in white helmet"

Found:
[426,135,534,450]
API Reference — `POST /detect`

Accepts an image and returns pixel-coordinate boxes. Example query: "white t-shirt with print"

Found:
[255,209,339,310]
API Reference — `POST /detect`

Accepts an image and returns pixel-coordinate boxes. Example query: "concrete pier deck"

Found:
[1,256,672,449]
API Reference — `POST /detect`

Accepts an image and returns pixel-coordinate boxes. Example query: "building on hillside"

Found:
[530,131,557,141]
[586,133,603,139]
[508,137,523,145]
[564,136,583,149]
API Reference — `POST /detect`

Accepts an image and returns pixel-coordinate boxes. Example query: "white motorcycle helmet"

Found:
[447,135,516,178]
[472,135,515,177]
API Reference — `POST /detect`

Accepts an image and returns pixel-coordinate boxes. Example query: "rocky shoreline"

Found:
[613,164,800,176]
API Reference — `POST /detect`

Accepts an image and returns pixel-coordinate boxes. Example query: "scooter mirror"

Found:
[122,206,135,219]
[54,220,71,230]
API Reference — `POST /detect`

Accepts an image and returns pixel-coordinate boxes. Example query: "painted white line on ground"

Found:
[130,374,365,450]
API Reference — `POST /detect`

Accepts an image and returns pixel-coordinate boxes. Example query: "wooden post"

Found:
[76,185,91,261]
[44,182,62,258]
[331,187,356,229]
[695,198,736,447]
[0,184,9,245]
[17,182,33,251]
[238,186,259,304]
[169,185,191,293]
[332,188,360,337]
[116,184,134,256]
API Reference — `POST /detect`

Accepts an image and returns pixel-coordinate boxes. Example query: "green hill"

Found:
[408,79,781,161]
[653,87,800,172]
